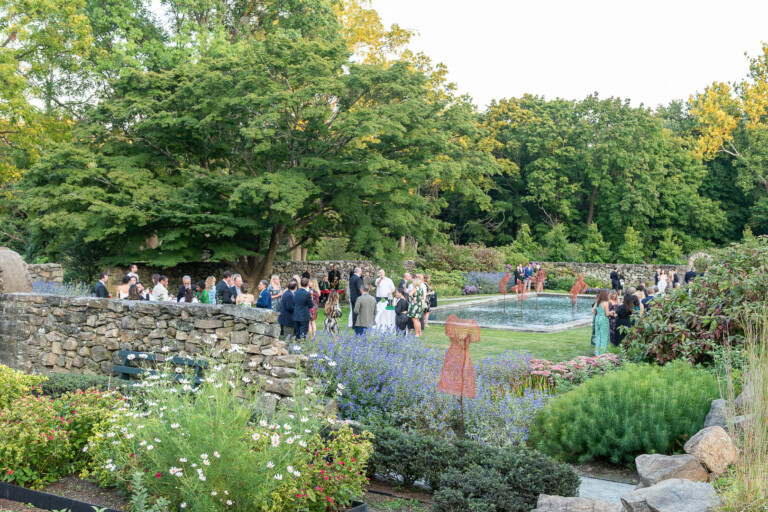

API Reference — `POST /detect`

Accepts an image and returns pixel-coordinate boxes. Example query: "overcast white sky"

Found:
[369,0,768,110]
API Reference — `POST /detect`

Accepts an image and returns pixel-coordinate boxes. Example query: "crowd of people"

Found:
[592,265,702,355]
[93,264,436,341]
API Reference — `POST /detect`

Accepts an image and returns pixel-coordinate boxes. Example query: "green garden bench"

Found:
[114,350,208,387]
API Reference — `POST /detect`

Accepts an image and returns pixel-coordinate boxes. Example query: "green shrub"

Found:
[419,244,504,272]
[361,424,579,510]
[0,395,73,487]
[0,364,46,408]
[626,236,768,364]
[530,362,720,464]
[421,270,466,297]
[40,372,131,397]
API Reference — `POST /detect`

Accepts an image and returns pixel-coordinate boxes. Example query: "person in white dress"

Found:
[657,270,668,294]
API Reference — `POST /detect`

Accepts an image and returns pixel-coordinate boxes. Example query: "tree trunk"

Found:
[225,224,287,287]
[301,247,307,261]
[587,185,599,225]
[400,235,405,252]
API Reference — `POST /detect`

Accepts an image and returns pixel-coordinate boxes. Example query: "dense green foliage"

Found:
[626,236,768,364]
[530,362,719,464]
[39,372,132,398]
[0,364,46,408]
[361,424,579,511]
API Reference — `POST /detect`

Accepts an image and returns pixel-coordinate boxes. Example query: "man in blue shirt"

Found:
[255,279,272,309]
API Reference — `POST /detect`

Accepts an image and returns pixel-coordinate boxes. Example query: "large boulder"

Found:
[703,399,727,429]
[684,426,737,474]
[533,495,622,512]
[0,247,33,293]
[621,479,720,512]
[635,454,709,487]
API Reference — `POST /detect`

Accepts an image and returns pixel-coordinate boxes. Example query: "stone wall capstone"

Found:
[540,261,692,288]
[0,293,303,398]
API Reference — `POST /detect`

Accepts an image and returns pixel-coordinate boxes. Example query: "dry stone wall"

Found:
[28,264,64,283]
[541,261,691,288]
[0,293,304,398]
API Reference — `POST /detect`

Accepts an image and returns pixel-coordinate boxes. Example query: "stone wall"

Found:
[28,263,64,283]
[0,293,303,398]
[541,261,692,287]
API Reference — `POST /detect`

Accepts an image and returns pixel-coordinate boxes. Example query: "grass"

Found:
[313,301,593,362]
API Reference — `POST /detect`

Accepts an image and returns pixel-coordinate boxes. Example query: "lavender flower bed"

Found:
[464,271,507,294]
[32,280,93,297]
[301,330,548,447]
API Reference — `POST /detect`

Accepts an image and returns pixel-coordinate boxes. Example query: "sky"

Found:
[369,0,768,110]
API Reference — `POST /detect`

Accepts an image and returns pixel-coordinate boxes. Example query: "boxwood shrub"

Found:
[359,424,579,511]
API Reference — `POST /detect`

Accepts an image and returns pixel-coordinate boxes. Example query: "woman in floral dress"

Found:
[592,289,613,355]
[407,277,424,337]
[308,279,320,339]
[608,290,620,346]
[323,290,342,335]
[268,275,283,312]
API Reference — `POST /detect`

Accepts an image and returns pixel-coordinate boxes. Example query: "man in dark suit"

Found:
[176,275,194,302]
[328,264,341,290]
[216,271,237,304]
[278,280,297,340]
[293,277,314,339]
[348,267,364,326]
[610,268,620,291]
[94,272,110,298]
[684,267,697,284]
[301,267,311,280]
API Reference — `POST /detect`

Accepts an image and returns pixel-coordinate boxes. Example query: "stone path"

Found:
[579,476,636,504]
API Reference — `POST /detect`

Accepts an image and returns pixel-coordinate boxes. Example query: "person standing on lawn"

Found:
[353,284,377,335]
[293,277,313,339]
[592,289,614,355]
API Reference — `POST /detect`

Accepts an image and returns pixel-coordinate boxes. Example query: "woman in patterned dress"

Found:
[268,275,283,312]
[407,277,424,337]
[323,290,342,335]
[308,278,320,339]
[608,290,620,346]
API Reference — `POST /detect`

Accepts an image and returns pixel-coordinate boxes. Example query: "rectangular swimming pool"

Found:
[430,294,594,332]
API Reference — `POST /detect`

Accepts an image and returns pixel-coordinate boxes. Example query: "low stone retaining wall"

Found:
[0,293,302,398]
[28,263,65,283]
[541,262,691,288]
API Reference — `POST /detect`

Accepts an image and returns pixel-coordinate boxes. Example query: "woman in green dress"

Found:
[407,277,424,337]
[592,289,614,355]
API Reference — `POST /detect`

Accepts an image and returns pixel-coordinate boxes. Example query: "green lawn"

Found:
[313,302,593,362]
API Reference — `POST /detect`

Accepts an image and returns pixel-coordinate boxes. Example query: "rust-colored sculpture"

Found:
[438,314,480,437]
[533,268,546,293]
[569,274,589,305]
[499,271,511,295]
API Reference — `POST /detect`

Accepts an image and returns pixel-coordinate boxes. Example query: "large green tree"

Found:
[23,0,497,283]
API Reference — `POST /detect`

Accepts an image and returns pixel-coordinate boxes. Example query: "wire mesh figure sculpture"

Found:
[499,271,511,311]
[437,314,481,437]
[533,267,547,308]
[569,273,589,310]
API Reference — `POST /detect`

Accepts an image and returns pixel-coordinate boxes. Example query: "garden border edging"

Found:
[0,481,122,512]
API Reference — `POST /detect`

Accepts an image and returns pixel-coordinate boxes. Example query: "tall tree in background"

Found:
[690,43,768,234]
[23,0,498,284]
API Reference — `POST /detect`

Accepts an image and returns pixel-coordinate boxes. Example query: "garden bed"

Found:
[0,476,124,512]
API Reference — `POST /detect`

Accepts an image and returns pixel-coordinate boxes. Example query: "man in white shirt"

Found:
[126,264,139,281]
[375,269,395,302]
[152,275,170,301]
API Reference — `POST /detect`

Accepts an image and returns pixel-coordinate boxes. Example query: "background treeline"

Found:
[1,0,766,282]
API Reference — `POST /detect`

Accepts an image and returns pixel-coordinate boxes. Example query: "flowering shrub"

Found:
[419,244,504,272]
[32,280,93,297]
[462,285,478,295]
[625,236,768,364]
[0,364,46,408]
[0,388,121,488]
[528,354,623,392]
[0,395,73,487]
[302,330,548,447]
[530,361,719,464]
[83,350,373,511]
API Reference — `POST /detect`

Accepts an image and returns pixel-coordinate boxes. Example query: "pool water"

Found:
[430,295,593,330]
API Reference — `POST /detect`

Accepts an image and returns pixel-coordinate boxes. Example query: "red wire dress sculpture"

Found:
[569,273,589,305]
[499,271,511,295]
[437,314,481,436]
[533,268,547,293]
